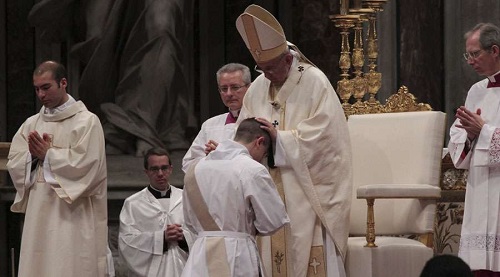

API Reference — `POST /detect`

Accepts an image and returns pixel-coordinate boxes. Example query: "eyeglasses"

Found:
[148,165,171,174]
[254,54,287,74]
[218,84,248,93]
[463,49,486,61]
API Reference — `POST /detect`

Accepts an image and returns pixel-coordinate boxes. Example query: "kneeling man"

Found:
[182,118,289,277]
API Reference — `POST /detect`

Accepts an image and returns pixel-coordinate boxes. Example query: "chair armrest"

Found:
[356,184,440,248]
[357,184,441,199]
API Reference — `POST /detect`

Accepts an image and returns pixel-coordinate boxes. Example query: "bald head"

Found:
[34,61,67,85]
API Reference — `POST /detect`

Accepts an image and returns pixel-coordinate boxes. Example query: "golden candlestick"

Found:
[363,0,387,113]
[330,14,359,116]
[340,0,350,15]
[349,10,371,112]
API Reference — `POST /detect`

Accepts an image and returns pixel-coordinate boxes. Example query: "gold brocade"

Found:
[307,246,326,276]
[269,168,288,276]
[269,84,288,276]
[184,162,231,277]
[206,237,231,277]
[267,76,327,277]
[270,85,279,101]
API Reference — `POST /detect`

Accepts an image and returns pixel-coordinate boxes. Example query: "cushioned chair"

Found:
[346,111,446,277]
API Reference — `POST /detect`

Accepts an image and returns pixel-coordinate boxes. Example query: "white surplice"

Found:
[181,113,236,172]
[8,100,108,277]
[119,186,193,277]
[238,58,352,277]
[448,77,500,271]
[182,140,289,277]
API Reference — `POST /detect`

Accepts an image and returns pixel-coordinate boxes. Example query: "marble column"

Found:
[398,0,444,112]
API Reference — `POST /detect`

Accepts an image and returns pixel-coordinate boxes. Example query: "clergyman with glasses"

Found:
[182,63,251,172]
[235,5,352,277]
[448,22,500,276]
[119,147,193,276]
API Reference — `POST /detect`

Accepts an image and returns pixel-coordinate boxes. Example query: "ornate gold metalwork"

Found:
[441,154,468,191]
[349,9,373,104]
[419,233,434,248]
[365,198,377,247]
[331,0,439,252]
[383,86,432,113]
[307,246,326,276]
[363,0,388,15]
[363,0,387,107]
[351,15,368,104]
[330,14,359,117]
[338,78,355,117]
[343,85,431,117]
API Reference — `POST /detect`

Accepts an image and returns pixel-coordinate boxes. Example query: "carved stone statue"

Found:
[29,0,194,156]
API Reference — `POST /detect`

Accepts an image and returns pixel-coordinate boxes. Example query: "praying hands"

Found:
[455,106,485,141]
[27,131,51,161]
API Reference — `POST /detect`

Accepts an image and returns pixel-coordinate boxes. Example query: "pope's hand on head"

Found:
[255,117,277,142]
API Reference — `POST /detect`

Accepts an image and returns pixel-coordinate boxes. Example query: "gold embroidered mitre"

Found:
[236,4,288,63]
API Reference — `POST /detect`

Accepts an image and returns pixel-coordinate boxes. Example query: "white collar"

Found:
[149,184,171,197]
[44,94,76,114]
[487,70,500,83]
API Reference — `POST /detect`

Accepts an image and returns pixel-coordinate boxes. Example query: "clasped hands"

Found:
[28,131,51,161]
[455,106,485,141]
[164,224,184,242]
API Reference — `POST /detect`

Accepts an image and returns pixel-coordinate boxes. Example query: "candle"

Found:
[340,0,349,15]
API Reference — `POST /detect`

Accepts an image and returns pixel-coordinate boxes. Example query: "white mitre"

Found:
[235,4,288,63]
[236,4,316,67]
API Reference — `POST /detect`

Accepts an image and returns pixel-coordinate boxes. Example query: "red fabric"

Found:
[474,270,500,277]
[461,150,467,160]
[225,112,237,125]
[461,143,470,160]
[487,73,500,88]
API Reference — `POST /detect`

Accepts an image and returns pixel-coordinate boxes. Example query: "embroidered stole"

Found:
[184,161,231,277]
[266,63,327,277]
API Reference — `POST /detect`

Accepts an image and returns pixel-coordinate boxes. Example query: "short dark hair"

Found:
[143,147,171,169]
[420,254,472,277]
[234,118,271,148]
[33,60,67,85]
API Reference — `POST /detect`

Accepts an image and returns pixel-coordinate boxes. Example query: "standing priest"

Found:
[448,23,500,277]
[235,5,353,277]
[7,60,109,277]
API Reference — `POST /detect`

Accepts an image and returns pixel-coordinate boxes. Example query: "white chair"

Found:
[346,111,446,277]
